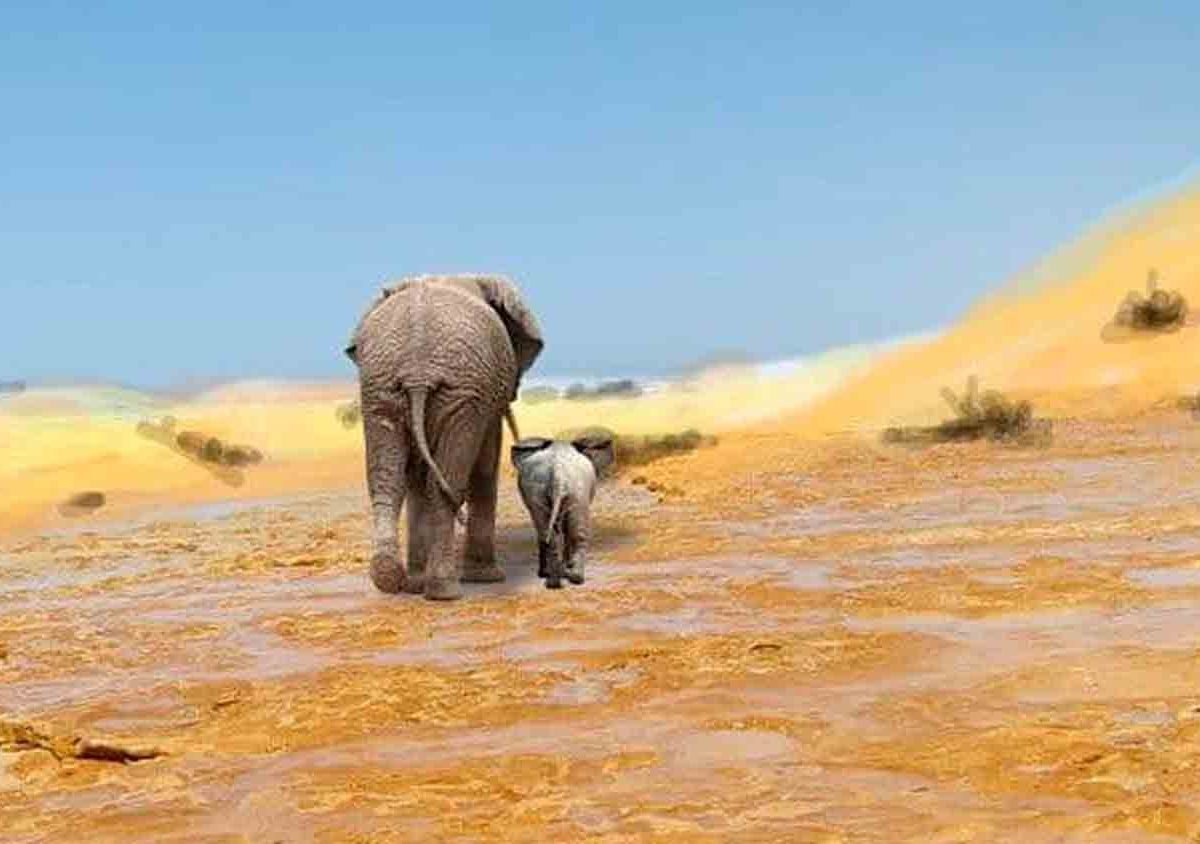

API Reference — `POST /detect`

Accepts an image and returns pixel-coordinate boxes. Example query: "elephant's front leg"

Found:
[462,415,505,583]
[362,399,408,594]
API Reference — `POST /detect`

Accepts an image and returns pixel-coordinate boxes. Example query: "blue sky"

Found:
[3,3,1199,386]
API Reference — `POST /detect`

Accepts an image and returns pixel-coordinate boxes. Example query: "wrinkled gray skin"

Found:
[510,436,614,589]
[345,274,544,600]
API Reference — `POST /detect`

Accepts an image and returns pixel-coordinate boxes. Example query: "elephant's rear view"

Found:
[344,274,544,600]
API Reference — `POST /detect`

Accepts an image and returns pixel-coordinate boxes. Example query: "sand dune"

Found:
[6,180,1200,535]
[782,183,1200,435]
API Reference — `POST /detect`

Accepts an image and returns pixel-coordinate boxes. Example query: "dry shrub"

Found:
[336,399,361,428]
[57,490,106,517]
[1112,269,1188,332]
[136,416,264,467]
[555,425,716,475]
[883,376,1051,447]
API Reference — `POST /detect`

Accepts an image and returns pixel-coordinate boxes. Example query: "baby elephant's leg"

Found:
[543,528,565,589]
[564,507,591,585]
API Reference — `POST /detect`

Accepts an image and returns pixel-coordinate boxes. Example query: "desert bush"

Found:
[1112,269,1188,332]
[554,425,716,474]
[175,430,209,455]
[220,444,264,467]
[137,416,264,467]
[519,386,561,404]
[882,376,1051,447]
[563,379,643,401]
[58,490,106,516]
[336,400,361,428]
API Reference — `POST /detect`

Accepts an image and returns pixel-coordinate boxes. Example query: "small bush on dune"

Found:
[336,400,361,428]
[58,490,106,517]
[1174,392,1200,421]
[882,376,1051,447]
[1112,269,1188,333]
[136,416,264,467]
[220,444,264,467]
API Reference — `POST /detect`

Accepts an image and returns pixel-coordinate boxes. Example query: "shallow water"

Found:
[6,417,1200,842]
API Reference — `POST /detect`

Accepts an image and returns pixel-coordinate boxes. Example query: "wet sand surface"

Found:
[5,413,1200,842]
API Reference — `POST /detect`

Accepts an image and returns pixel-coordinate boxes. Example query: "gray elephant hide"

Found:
[510,435,614,590]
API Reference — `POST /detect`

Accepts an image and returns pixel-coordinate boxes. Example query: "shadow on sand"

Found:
[474,521,642,595]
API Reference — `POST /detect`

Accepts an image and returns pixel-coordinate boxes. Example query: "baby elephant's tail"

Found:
[543,485,567,545]
[541,481,569,589]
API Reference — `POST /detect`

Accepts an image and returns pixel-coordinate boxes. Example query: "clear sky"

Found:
[3,3,1200,386]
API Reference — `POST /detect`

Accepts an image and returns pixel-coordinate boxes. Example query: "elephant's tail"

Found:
[406,387,467,526]
[542,482,567,545]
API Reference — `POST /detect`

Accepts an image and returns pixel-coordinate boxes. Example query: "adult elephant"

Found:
[344,274,544,600]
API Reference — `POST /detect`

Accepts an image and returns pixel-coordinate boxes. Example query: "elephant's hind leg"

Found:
[362,400,409,594]
[462,416,505,583]
[544,526,566,590]
[422,399,488,601]
[403,462,431,595]
[564,508,590,586]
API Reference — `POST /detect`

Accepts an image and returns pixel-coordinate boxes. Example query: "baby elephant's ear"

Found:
[572,435,615,477]
[510,437,552,466]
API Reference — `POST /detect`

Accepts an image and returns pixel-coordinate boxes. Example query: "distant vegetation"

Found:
[0,380,26,395]
[518,386,561,404]
[136,416,264,468]
[336,399,361,428]
[516,379,645,403]
[555,425,716,476]
[564,379,643,401]
[883,377,1051,447]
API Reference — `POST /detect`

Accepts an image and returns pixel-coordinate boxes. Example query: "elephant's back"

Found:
[549,444,597,498]
[359,281,517,392]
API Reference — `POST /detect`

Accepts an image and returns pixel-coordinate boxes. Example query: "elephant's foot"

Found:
[424,577,463,601]
[402,573,426,595]
[462,562,506,583]
[369,554,407,594]
[565,557,585,585]
[544,575,564,590]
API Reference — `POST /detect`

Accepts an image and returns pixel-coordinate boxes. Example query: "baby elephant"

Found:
[511,434,615,589]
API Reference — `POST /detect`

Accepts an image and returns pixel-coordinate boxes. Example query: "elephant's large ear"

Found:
[510,437,552,468]
[477,276,545,377]
[572,434,615,478]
